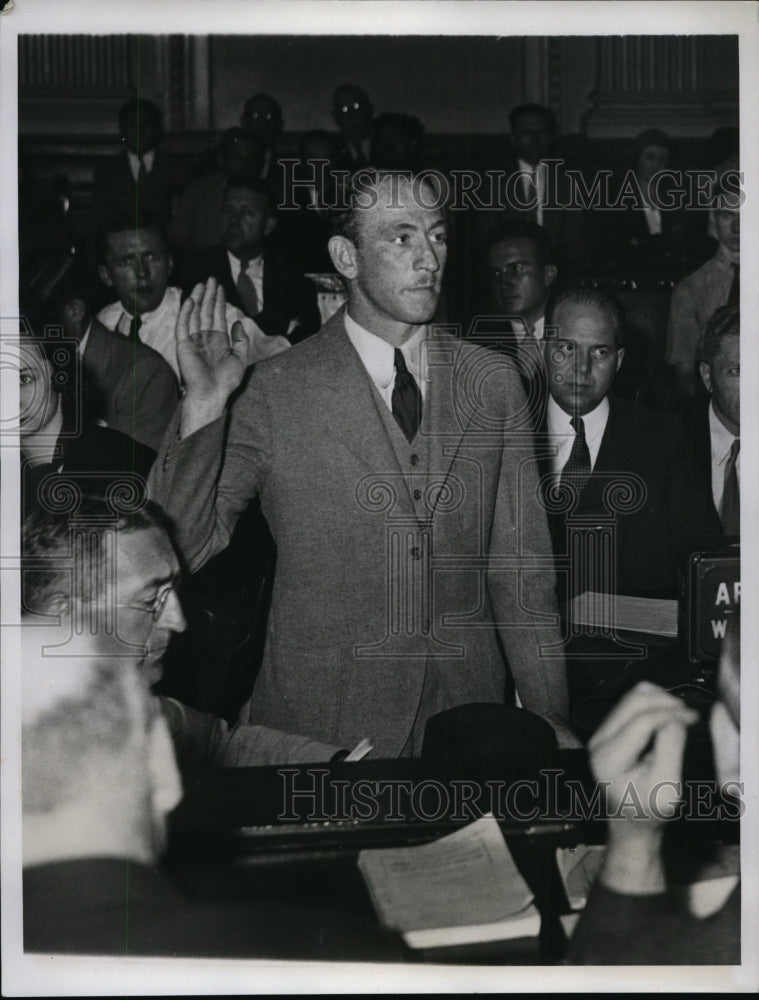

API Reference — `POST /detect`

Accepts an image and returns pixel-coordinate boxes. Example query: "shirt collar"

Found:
[547,393,610,438]
[127,149,155,174]
[532,315,545,342]
[344,312,429,390]
[78,319,93,357]
[709,399,738,463]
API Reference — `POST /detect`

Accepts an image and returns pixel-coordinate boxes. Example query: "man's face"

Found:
[701,334,739,435]
[713,207,740,258]
[121,108,161,156]
[99,228,172,316]
[332,87,373,144]
[334,176,448,335]
[546,301,625,416]
[222,187,275,258]
[636,144,669,182]
[511,111,553,165]
[18,339,59,437]
[113,527,186,687]
[487,236,556,327]
[242,97,281,145]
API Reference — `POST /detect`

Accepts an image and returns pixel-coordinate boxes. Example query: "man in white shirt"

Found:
[97,213,290,379]
[541,287,722,602]
[150,169,576,756]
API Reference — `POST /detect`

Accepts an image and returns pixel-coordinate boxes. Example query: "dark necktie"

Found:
[236,259,260,317]
[727,263,740,305]
[561,416,592,496]
[720,437,740,536]
[392,348,422,442]
[127,314,142,342]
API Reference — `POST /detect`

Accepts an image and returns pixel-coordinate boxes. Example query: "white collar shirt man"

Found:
[546,394,610,478]
[344,312,429,409]
[127,149,155,182]
[709,399,740,513]
[97,286,287,379]
[517,157,546,227]
[227,251,265,312]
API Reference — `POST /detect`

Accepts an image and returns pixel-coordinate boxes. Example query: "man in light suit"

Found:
[150,170,574,756]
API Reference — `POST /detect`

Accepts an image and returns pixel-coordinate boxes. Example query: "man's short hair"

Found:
[483,220,557,268]
[22,655,144,814]
[223,172,276,214]
[633,128,672,157]
[546,286,625,348]
[330,168,446,246]
[699,304,739,367]
[97,210,169,263]
[118,97,163,134]
[22,494,165,616]
[242,92,283,131]
[508,103,556,135]
[710,175,742,213]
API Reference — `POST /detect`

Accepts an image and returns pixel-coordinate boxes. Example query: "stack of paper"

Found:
[357,814,540,949]
[571,591,679,637]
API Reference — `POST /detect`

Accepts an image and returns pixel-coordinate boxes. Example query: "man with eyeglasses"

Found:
[21,496,342,766]
[96,210,291,380]
[331,84,374,170]
[177,174,320,344]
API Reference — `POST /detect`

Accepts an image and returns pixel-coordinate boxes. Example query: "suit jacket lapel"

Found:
[584,397,635,558]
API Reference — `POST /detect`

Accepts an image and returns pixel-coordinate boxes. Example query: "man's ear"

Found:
[544,264,558,291]
[699,361,713,394]
[328,235,358,280]
[615,346,625,372]
[97,263,113,288]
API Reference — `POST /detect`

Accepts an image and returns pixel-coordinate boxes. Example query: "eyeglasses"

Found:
[118,584,178,622]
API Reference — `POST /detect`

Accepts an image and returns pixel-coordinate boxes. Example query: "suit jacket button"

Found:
[410,453,419,466]
[410,546,421,559]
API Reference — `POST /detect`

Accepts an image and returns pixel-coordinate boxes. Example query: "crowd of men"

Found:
[15,86,741,964]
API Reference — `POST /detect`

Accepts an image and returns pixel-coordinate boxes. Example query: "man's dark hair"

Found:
[242,92,283,132]
[223,172,276,212]
[634,128,672,157]
[22,494,166,616]
[332,83,373,113]
[96,210,169,263]
[710,174,742,213]
[508,103,556,135]
[329,168,447,246]
[118,97,163,134]
[546,286,626,348]
[483,220,556,268]
[699,304,739,368]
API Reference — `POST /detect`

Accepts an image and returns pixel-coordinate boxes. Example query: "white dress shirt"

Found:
[344,313,429,411]
[97,286,289,379]
[709,400,740,514]
[546,395,610,477]
[228,251,265,312]
[127,149,155,182]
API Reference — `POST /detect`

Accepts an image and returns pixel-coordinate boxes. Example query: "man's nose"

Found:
[415,237,440,271]
[576,349,592,375]
[161,590,186,633]
[134,255,150,279]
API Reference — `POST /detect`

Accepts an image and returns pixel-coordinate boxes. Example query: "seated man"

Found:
[240,92,284,187]
[682,304,740,539]
[19,334,154,512]
[567,617,740,964]
[22,496,342,766]
[666,177,740,398]
[177,173,320,344]
[541,287,722,604]
[169,127,264,253]
[32,257,178,452]
[96,211,290,379]
[332,84,374,169]
[468,221,558,429]
[20,609,400,959]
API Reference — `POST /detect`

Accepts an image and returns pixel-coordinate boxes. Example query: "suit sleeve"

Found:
[665,414,724,558]
[160,696,339,766]
[486,362,570,725]
[148,368,272,573]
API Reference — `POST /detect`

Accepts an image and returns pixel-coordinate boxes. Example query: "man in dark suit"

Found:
[92,98,184,230]
[38,260,179,452]
[177,174,321,344]
[474,103,584,277]
[150,169,576,756]
[332,84,374,169]
[541,287,722,603]
[683,304,740,539]
[240,92,284,188]
[467,221,557,429]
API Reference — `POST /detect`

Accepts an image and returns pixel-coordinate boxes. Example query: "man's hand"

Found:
[588,681,698,894]
[176,279,248,438]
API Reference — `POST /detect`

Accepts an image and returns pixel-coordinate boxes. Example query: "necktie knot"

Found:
[570,415,585,436]
[560,414,591,497]
[127,314,142,342]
